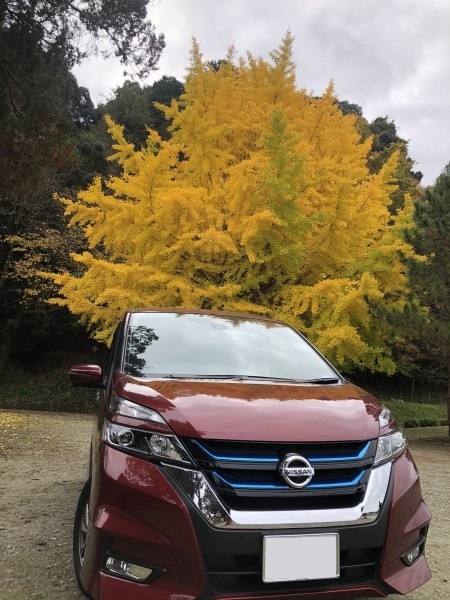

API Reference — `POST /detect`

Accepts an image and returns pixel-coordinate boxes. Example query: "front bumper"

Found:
[80,445,431,600]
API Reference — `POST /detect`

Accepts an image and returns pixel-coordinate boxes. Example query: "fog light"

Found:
[401,534,426,567]
[105,556,153,581]
[405,546,420,564]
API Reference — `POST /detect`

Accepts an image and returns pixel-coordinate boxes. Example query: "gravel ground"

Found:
[0,410,448,600]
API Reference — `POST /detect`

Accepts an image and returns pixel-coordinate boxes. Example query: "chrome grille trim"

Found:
[163,462,391,529]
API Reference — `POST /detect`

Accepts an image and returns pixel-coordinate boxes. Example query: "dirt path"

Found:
[0,410,448,600]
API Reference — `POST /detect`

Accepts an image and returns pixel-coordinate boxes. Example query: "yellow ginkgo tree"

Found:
[49,32,420,373]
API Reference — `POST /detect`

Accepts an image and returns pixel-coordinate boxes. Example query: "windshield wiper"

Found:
[153,374,301,381]
[145,374,341,384]
[157,374,243,380]
[234,375,341,384]
[297,377,341,384]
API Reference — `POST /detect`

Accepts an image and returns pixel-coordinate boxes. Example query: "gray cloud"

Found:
[73,0,450,185]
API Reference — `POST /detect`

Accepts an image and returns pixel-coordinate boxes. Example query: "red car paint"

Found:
[70,309,431,599]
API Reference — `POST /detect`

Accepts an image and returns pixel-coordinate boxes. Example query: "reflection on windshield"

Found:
[123,312,337,381]
[125,325,158,376]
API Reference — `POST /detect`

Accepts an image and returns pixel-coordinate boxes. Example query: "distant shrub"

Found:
[404,419,420,428]
[419,418,438,428]
[385,400,446,429]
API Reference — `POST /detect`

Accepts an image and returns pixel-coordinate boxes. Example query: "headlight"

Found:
[378,405,394,428]
[105,396,192,465]
[109,394,166,423]
[374,404,406,466]
[374,430,406,466]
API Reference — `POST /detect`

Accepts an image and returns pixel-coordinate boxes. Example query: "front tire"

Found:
[73,480,91,596]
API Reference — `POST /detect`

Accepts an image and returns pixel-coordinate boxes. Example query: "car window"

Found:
[123,312,337,381]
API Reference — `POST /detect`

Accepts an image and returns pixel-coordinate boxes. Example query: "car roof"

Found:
[127,307,281,324]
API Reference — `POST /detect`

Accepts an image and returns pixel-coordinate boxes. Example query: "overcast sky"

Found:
[73,0,450,186]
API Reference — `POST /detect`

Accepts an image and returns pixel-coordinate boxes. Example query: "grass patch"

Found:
[385,399,448,428]
[0,371,97,413]
[402,425,450,446]
[0,356,99,413]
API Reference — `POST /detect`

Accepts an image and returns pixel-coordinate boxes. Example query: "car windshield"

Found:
[123,312,339,381]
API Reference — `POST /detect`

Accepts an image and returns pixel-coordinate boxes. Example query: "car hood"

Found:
[114,375,382,442]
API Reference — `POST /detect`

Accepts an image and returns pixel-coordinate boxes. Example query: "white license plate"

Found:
[262,533,339,583]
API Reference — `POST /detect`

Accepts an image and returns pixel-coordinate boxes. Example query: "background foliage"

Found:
[0,5,448,426]
[50,35,422,376]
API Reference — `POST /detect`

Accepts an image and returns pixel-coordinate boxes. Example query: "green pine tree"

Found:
[409,166,450,434]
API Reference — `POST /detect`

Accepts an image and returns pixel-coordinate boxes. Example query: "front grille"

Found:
[183,438,376,511]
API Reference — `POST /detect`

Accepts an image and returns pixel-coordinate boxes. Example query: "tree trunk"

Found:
[447,354,450,437]
[0,310,23,381]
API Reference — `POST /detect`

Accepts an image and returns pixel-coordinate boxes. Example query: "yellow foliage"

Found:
[0,412,30,452]
[0,412,28,430]
[47,33,421,373]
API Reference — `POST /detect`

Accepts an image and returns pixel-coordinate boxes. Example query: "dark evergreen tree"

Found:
[368,117,422,212]
[1,1,164,79]
[336,100,363,117]
[93,75,185,163]
[0,0,165,374]
[97,80,152,147]
[334,107,422,213]
[409,166,450,433]
[149,75,184,140]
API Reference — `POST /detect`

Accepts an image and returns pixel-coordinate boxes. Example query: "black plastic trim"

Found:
[165,462,395,598]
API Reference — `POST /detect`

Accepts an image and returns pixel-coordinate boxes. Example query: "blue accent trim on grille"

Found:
[213,470,365,490]
[193,439,371,463]
[192,440,278,463]
[213,473,286,490]
[308,472,365,488]
[308,441,371,463]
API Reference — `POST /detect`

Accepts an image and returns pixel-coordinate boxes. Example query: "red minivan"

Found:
[69,309,431,599]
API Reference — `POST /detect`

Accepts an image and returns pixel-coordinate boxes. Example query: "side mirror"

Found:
[68,364,105,389]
